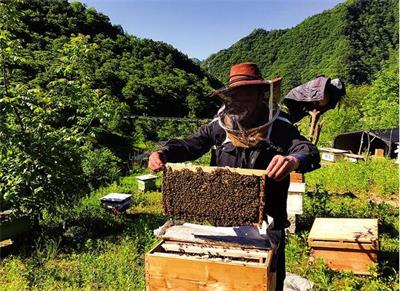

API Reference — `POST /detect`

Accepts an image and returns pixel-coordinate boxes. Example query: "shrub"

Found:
[82,148,121,189]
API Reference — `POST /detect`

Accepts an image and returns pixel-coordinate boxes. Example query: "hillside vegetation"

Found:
[0,1,398,290]
[202,0,399,144]
[202,0,398,92]
[0,0,220,216]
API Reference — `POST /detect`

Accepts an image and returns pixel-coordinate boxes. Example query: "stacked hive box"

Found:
[287,172,306,234]
[308,218,379,274]
[146,163,275,291]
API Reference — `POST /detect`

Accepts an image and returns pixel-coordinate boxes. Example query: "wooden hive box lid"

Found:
[319,147,350,154]
[308,218,378,247]
[136,174,158,181]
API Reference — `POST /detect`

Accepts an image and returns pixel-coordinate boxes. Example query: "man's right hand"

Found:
[148,151,166,172]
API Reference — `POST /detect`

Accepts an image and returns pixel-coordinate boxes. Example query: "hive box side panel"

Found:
[311,247,378,275]
[146,253,273,291]
[309,240,378,250]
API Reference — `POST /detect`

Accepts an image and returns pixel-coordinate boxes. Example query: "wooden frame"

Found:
[164,163,266,226]
[167,163,304,182]
[146,240,276,290]
[165,163,267,176]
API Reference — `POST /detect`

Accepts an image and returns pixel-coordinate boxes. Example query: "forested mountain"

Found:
[0,0,221,215]
[202,0,398,93]
[7,0,221,119]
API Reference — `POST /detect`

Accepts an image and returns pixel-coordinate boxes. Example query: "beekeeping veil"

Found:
[208,62,282,148]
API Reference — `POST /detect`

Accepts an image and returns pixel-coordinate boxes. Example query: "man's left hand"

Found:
[266,155,299,181]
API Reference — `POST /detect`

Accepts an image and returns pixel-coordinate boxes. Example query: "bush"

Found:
[0,129,88,215]
[82,148,121,189]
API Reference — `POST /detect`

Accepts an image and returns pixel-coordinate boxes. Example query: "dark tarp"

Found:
[333,128,399,158]
[283,76,346,123]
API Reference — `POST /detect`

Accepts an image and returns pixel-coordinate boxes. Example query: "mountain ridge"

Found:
[202,0,398,94]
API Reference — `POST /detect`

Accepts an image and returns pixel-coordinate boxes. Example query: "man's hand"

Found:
[266,155,299,181]
[148,151,166,173]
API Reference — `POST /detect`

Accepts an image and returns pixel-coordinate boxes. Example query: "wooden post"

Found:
[308,110,320,144]
[313,123,322,145]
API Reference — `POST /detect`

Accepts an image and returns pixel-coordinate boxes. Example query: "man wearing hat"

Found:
[148,62,320,290]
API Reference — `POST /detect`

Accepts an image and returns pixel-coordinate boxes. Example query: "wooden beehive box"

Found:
[374,148,385,157]
[151,163,276,290]
[146,240,276,291]
[136,174,158,192]
[319,147,349,163]
[308,218,379,274]
[343,153,365,163]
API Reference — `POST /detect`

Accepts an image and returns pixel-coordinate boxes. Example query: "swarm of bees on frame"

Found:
[162,167,265,226]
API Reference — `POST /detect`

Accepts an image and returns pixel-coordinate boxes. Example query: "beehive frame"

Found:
[162,163,266,227]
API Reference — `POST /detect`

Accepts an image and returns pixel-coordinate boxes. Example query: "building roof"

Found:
[334,128,398,145]
[333,128,399,158]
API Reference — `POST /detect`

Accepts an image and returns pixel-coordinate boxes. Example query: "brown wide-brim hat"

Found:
[208,62,281,98]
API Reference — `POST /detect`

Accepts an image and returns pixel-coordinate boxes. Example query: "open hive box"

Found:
[146,221,276,291]
[146,163,276,290]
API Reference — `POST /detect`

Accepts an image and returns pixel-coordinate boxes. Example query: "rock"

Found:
[284,272,314,291]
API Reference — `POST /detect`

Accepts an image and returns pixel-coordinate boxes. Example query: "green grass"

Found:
[305,158,399,199]
[1,173,165,290]
[0,169,398,290]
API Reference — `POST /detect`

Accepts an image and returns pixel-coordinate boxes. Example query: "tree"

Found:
[0,11,122,215]
[361,52,399,130]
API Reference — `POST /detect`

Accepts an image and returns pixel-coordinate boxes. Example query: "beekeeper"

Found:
[148,62,320,290]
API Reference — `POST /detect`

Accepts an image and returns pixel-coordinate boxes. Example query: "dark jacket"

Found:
[160,114,320,228]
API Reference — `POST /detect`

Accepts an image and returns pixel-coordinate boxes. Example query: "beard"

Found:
[223,101,269,130]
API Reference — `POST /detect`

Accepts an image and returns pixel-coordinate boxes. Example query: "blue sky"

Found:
[79,0,344,60]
